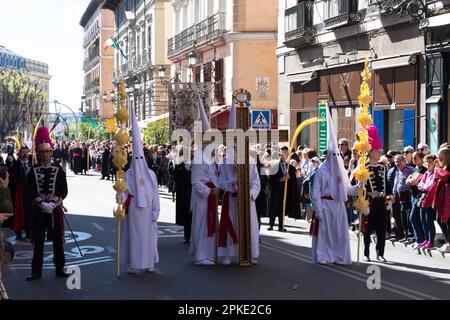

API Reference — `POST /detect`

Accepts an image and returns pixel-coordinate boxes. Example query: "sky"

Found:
[0,0,91,113]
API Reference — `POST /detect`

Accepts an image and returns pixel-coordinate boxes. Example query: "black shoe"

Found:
[100,177,105,180]
[267,226,273,231]
[363,256,370,262]
[55,270,70,278]
[376,255,387,263]
[27,274,41,281]
[278,228,287,232]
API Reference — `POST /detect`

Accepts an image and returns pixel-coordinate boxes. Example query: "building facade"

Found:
[0,45,50,140]
[102,0,172,130]
[80,0,116,121]
[0,45,26,70]
[278,0,429,152]
[423,0,450,154]
[167,0,279,130]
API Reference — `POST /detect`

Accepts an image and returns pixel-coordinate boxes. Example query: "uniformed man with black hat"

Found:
[363,125,392,263]
[26,126,69,281]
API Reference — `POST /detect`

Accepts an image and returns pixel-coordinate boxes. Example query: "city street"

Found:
[3,170,450,300]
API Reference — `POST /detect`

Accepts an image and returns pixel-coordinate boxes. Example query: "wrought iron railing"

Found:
[83,55,100,71]
[168,12,227,57]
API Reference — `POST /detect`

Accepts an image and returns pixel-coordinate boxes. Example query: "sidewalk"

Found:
[280,216,450,263]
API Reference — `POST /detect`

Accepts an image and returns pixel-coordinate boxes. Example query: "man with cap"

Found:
[120,110,160,274]
[310,107,358,265]
[363,125,392,262]
[189,95,220,265]
[217,103,261,265]
[26,125,69,281]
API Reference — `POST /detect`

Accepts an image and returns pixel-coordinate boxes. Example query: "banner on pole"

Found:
[318,100,328,156]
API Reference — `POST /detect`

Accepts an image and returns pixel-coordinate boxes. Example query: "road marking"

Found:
[12,259,115,270]
[92,223,105,231]
[106,246,116,253]
[261,242,441,300]
[12,256,114,268]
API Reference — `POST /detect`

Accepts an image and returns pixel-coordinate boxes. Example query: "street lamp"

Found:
[187,51,198,67]
[52,100,79,139]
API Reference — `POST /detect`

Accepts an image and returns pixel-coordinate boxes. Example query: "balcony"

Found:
[284,2,314,48]
[371,0,426,19]
[83,55,100,71]
[83,80,100,93]
[168,12,227,58]
[323,0,360,29]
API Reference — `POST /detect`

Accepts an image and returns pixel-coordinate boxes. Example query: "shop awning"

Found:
[285,70,319,83]
[425,13,450,28]
[371,55,417,70]
[425,96,441,104]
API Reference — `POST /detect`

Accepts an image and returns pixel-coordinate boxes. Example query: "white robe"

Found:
[217,163,261,259]
[120,168,160,269]
[310,167,357,264]
[189,163,219,262]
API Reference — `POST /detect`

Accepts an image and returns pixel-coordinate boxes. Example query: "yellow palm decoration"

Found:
[112,82,130,277]
[354,56,373,264]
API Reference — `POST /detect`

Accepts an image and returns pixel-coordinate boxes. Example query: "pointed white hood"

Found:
[228,102,236,130]
[197,95,211,131]
[321,106,351,203]
[129,109,156,208]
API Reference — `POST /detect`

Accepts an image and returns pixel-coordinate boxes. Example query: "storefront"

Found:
[289,57,420,152]
[371,56,419,152]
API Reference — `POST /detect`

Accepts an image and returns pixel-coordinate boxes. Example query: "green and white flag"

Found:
[103,37,126,59]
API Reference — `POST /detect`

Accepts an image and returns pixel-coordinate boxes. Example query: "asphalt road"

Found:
[3,170,450,300]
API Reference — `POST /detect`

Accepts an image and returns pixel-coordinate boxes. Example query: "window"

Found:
[203,62,212,82]
[297,112,310,147]
[126,0,133,12]
[374,109,415,152]
[183,5,188,29]
[147,25,152,63]
[214,59,224,104]
[324,0,347,20]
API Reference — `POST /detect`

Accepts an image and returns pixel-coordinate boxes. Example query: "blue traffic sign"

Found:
[251,110,271,129]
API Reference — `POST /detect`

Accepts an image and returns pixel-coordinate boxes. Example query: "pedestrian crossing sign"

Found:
[251,110,270,129]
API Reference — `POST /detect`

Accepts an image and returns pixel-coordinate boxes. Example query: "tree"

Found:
[79,122,110,142]
[0,67,47,140]
[144,118,169,146]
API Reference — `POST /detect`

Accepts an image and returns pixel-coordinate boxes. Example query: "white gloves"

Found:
[40,202,56,214]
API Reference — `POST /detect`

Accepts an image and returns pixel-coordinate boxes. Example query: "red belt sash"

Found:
[218,192,238,247]
[73,153,80,157]
[310,212,319,236]
[13,183,24,231]
[124,195,133,215]
[205,182,217,237]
